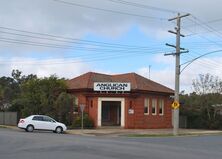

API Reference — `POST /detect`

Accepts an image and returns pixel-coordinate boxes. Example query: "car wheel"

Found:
[26,125,34,132]
[55,126,63,134]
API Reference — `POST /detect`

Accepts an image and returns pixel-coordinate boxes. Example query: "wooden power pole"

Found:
[165,13,190,135]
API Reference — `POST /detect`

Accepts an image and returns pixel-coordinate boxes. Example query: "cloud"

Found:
[1,0,221,43]
[137,66,174,89]
[137,56,222,94]
[0,57,92,79]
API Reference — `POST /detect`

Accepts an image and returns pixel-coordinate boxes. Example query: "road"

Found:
[0,128,222,159]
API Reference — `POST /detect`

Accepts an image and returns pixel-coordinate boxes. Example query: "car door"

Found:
[41,116,57,130]
[31,116,44,129]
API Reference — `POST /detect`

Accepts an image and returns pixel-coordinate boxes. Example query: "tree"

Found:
[18,75,68,120]
[55,92,72,125]
[0,76,20,110]
[1,69,72,125]
[11,69,22,84]
[185,73,222,129]
[192,73,222,94]
[6,70,38,114]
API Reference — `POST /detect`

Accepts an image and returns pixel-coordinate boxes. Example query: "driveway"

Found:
[0,128,222,159]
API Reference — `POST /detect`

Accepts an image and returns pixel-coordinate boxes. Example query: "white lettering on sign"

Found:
[94,82,131,91]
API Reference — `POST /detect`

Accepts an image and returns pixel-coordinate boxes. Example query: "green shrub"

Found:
[71,113,94,129]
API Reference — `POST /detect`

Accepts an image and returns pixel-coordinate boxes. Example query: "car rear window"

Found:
[32,116,43,121]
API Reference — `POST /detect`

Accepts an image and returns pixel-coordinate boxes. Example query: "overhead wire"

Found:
[53,0,167,20]
[0,36,162,52]
[0,49,168,65]
[0,0,175,66]
[0,26,162,49]
[167,15,222,72]
[106,0,178,13]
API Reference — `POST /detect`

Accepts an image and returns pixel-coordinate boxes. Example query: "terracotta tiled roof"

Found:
[67,72,174,94]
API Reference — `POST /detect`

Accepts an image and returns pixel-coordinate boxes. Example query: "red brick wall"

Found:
[88,97,98,127]
[70,92,172,129]
[125,95,172,129]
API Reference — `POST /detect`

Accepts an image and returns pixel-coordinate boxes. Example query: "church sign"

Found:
[94,82,131,92]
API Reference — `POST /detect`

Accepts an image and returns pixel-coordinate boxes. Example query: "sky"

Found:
[1,0,222,93]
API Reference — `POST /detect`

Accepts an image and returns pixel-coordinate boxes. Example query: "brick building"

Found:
[67,72,174,129]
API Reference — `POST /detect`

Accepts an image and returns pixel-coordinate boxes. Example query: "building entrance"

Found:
[101,101,121,126]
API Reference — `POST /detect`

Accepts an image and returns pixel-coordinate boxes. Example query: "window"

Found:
[91,100,93,108]
[32,116,43,121]
[73,96,78,113]
[43,116,55,122]
[144,98,149,115]
[159,99,164,115]
[152,99,157,115]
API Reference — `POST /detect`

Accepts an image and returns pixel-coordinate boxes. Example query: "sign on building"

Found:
[94,82,131,92]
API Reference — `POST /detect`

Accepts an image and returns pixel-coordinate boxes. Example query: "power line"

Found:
[53,0,166,20]
[0,30,164,50]
[106,0,177,13]
[182,16,222,49]
[0,50,167,65]
[0,35,171,64]
[0,36,168,54]
[0,26,163,49]
[183,17,222,29]
[191,16,222,39]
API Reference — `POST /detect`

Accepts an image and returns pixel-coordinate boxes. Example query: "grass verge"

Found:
[124,133,174,137]
[0,125,7,128]
[124,132,222,137]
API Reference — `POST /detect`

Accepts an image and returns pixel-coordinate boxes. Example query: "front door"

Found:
[101,101,121,126]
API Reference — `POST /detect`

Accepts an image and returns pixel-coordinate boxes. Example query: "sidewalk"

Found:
[66,128,222,137]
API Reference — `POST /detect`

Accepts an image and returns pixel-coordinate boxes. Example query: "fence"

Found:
[179,116,187,128]
[0,112,18,126]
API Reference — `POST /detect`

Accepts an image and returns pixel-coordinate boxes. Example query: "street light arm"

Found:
[180,49,222,73]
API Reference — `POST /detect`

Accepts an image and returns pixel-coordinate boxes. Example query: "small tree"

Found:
[55,92,72,125]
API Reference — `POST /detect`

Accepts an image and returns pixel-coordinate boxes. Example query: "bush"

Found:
[71,113,94,129]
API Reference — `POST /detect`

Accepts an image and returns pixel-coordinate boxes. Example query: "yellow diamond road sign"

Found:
[172,101,180,109]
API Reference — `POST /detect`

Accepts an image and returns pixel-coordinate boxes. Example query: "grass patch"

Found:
[125,132,222,138]
[0,125,7,128]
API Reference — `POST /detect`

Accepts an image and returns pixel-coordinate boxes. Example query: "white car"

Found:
[18,115,67,133]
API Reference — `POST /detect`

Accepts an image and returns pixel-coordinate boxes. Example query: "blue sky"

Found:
[1,0,222,93]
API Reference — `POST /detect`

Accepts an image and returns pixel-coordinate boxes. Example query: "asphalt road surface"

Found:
[0,128,222,159]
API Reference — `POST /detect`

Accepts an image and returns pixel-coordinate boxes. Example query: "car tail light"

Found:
[19,119,25,123]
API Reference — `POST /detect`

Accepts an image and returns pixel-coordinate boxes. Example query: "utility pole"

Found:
[165,13,190,135]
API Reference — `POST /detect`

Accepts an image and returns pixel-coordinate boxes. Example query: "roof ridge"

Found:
[89,71,111,76]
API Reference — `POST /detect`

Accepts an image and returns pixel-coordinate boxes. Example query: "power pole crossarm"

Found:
[168,13,190,21]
